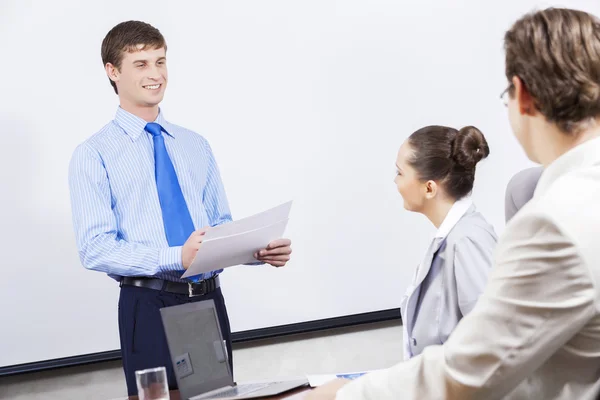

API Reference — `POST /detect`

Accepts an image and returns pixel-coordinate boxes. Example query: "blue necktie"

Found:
[145,123,196,248]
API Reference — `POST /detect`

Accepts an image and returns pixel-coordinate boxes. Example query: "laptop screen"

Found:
[160,300,233,399]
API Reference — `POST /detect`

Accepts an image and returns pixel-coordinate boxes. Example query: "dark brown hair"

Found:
[101,21,167,94]
[504,8,600,133]
[407,125,489,200]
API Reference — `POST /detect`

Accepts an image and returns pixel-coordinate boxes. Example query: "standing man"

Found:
[68,21,292,396]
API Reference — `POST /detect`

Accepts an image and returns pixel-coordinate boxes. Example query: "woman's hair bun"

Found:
[451,125,490,170]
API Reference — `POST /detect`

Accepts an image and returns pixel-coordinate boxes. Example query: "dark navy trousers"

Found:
[118,284,233,396]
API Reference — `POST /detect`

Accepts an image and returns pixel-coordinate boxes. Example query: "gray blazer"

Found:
[504,166,543,222]
[401,206,498,359]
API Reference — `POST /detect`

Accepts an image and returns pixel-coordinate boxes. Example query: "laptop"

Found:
[159,299,307,400]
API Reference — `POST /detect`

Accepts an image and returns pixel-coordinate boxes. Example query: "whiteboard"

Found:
[2,0,597,368]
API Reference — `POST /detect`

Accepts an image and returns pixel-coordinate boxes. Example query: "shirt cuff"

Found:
[158,246,183,272]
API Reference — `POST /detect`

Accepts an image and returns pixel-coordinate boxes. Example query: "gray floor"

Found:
[0,320,403,400]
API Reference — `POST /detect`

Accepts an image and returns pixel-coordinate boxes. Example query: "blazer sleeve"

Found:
[453,235,495,316]
[335,210,596,400]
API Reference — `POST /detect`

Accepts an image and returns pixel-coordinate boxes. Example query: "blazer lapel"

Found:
[413,237,445,288]
[403,237,445,350]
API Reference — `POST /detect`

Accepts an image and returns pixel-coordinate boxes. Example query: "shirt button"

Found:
[412,337,417,346]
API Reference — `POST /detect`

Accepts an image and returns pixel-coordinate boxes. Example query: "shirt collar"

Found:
[114,106,173,141]
[534,136,600,197]
[435,195,473,239]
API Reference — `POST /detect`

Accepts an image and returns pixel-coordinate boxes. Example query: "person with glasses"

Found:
[394,125,497,361]
[308,7,600,399]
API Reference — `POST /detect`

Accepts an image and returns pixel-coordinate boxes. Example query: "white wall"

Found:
[2,0,598,368]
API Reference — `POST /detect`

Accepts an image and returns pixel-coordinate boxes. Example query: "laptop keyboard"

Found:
[207,382,273,398]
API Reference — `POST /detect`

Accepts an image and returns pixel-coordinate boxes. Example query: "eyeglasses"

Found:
[500,83,514,107]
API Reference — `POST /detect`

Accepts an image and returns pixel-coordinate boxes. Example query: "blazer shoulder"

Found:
[445,211,498,250]
[519,168,600,258]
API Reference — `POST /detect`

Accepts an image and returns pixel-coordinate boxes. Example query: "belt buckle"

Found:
[188,280,207,297]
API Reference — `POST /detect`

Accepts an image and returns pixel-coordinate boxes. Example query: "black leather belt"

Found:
[120,275,220,297]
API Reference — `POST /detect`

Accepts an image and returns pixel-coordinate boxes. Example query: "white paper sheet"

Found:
[306,370,379,387]
[203,201,293,241]
[181,219,290,278]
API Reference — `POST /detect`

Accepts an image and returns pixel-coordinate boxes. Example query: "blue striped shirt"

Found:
[68,106,231,283]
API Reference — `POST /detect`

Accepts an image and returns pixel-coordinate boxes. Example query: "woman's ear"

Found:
[424,180,438,199]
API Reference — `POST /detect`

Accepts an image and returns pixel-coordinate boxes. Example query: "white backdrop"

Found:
[2,0,598,368]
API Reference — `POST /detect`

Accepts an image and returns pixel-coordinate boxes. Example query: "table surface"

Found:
[128,385,312,400]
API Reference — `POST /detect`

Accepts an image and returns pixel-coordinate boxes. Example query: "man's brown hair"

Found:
[504,8,600,133]
[101,21,167,94]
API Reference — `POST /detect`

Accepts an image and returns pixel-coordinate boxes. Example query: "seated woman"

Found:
[395,125,498,359]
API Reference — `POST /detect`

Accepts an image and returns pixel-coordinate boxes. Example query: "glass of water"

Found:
[135,366,170,400]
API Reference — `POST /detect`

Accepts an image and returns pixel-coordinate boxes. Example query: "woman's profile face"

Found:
[394,141,427,212]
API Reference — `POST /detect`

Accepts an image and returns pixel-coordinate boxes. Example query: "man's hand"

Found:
[182,228,209,269]
[254,238,292,267]
[305,379,351,400]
